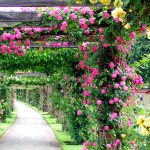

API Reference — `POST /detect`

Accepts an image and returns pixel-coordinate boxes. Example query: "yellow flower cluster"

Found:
[147,27,150,39]
[137,116,150,136]
[114,0,123,7]
[76,0,82,4]
[89,0,98,4]
[124,23,131,29]
[101,0,111,5]
[111,7,126,20]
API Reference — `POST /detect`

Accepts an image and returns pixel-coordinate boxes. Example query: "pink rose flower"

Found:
[109,100,114,104]
[37,13,42,18]
[70,13,77,20]
[91,128,95,133]
[109,62,115,69]
[113,97,118,102]
[91,46,98,52]
[104,126,110,131]
[116,36,122,42]
[118,45,123,51]
[100,35,105,41]
[103,43,109,48]
[89,18,95,24]
[123,86,128,91]
[98,28,103,33]
[114,83,120,89]
[120,81,125,86]
[110,112,118,119]
[83,90,90,97]
[45,42,50,47]
[63,42,69,47]
[103,11,109,19]
[106,144,112,149]
[96,100,102,105]
[77,110,82,116]
[114,17,120,23]
[60,21,68,31]
[121,76,127,81]
[130,32,136,39]
[112,73,117,78]
[101,89,106,94]
[63,7,69,13]
[92,142,97,147]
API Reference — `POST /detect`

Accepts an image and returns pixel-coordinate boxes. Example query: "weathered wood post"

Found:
[26,88,29,104]
[39,86,44,111]
[9,86,14,112]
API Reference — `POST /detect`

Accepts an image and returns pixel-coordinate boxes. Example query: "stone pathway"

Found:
[0,101,61,150]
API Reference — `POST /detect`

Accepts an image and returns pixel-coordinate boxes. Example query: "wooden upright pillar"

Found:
[9,86,14,112]
[26,89,29,104]
[39,86,44,111]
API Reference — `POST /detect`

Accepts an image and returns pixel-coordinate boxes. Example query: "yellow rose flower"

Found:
[101,0,111,5]
[143,117,150,128]
[137,116,145,126]
[89,0,98,4]
[147,32,150,39]
[141,126,149,136]
[121,134,126,138]
[124,23,131,29]
[114,0,123,7]
[76,0,82,4]
[111,7,126,19]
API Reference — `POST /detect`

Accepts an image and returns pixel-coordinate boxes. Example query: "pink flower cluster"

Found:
[110,112,118,120]
[109,97,122,105]
[79,18,88,29]
[77,109,82,116]
[107,139,121,149]
[132,74,143,85]
[60,21,68,31]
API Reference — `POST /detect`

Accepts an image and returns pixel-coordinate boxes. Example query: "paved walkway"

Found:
[0,101,61,150]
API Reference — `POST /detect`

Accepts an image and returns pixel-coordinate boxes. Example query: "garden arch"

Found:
[0,0,150,149]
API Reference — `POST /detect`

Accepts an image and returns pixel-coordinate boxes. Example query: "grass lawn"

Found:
[0,112,17,137]
[42,113,83,150]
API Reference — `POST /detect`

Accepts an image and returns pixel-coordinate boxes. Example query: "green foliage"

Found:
[130,36,150,87]
[43,114,82,150]
[17,88,40,108]
[0,78,10,122]
[0,48,78,75]
[49,73,87,144]
[0,112,17,137]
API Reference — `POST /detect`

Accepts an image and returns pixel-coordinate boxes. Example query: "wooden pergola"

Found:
[0,0,99,113]
[0,1,101,48]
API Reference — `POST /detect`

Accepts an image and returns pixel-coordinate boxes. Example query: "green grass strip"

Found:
[0,112,17,137]
[42,113,82,150]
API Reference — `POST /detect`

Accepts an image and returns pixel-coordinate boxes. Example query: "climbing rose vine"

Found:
[0,0,149,149]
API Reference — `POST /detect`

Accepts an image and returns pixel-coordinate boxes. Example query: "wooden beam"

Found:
[0,0,84,7]
[0,11,39,22]
[30,41,78,48]
[16,72,47,76]
[0,22,20,27]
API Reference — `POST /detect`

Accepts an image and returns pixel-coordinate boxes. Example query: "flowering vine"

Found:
[0,0,149,149]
